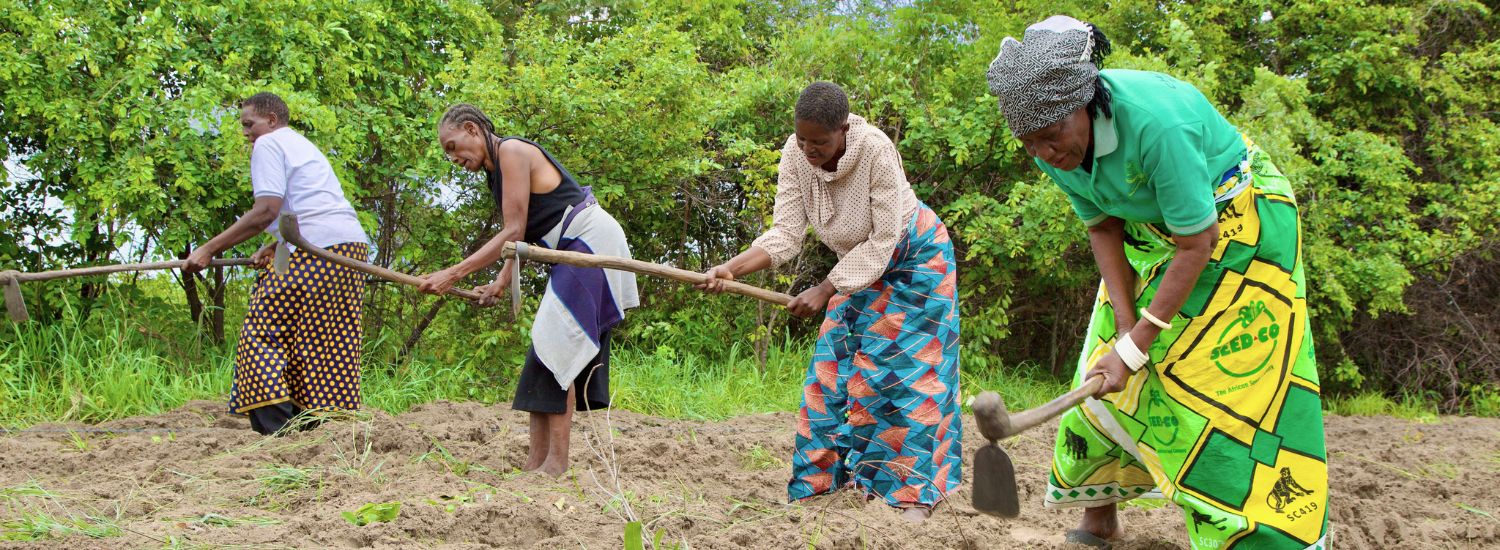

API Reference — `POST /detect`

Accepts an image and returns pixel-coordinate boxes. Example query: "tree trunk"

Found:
[184,273,205,328]
[180,245,206,335]
[209,265,227,344]
[78,216,110,307]
[393,210,503,358]
[365,144,396,338]
[755,299,768,374]
[1048,312,1061,377]
[397,300,446,363]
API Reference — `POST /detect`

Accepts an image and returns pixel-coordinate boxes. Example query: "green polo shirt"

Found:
[1037,69,1247,235]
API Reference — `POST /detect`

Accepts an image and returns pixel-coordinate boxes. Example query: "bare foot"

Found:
[536,458,568,478]
[522,447,547,471]
[521,441,548,470]
[1075,504,1123,541]
[533,389,574,479]
[899,505,933,524]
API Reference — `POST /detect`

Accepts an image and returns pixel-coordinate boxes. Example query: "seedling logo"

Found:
[1210,300,1280,378]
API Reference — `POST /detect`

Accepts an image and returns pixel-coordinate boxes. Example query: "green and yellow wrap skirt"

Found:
[1047,143,1329,549]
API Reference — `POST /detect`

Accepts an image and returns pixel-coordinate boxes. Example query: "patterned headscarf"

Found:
[986,15,1100,137]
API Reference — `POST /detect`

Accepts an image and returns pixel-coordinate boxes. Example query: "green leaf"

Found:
[1457,502,1495,521]
[624,521,644,550]
[342,501,401,526]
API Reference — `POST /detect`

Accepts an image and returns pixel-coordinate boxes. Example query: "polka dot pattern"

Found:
[229,242,368,414]
[751,114,919,294]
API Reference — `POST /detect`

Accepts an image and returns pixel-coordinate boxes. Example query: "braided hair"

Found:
[439,103,505,203]
[1085,25,1113,120]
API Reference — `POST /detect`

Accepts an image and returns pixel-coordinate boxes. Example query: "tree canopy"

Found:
[3,0,1497,408]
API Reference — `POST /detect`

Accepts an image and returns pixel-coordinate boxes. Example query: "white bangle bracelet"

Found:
[1114,333,1151,372]
[1140,308,1173,330]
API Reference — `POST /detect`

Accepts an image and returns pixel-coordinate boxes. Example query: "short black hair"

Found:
[794,81,849,130]
[242,92,290,126]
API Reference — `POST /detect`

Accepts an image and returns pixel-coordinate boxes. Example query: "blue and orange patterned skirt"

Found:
[788,202,963,508]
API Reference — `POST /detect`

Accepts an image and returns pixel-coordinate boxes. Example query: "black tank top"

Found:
[485,137,586,244]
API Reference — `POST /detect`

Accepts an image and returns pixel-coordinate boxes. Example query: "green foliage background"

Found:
[2,0,1497,412]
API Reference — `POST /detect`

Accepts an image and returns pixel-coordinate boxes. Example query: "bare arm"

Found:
[460,142,533,275]
[720,247,774,279]
[700,246,831,318]
[698,246,772,290]
[462,145,534,272]
[419,141,533,295]
[1087,221,1219,395]
[1086,217,1140,336]
[184,196,283,273]
[1128,224,1218,345]
[699,136,818,314]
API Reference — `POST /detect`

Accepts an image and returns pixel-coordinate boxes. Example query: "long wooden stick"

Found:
[279,214,487,303]
[1,258,257,323]
[501,242,793,306]
[1005,375,1104,438]
[3,258,255,283]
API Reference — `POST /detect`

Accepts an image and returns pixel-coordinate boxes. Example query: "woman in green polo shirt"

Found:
[983,16,1328,549]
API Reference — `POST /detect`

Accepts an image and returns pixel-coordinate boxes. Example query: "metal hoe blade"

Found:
[510,242,526,320]
[972,443,1020,518]
[968,378,1104,519]
[273,242,290,276]
[2,272,29,322]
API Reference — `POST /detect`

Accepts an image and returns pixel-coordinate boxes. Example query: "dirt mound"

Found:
[1,400,1496,548]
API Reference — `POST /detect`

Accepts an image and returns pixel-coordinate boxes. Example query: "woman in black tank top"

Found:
[418,103,620,479]
[419,103,590,296]
[499,135,586,244]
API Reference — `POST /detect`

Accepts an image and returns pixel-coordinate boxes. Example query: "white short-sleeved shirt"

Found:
[252,127,369,248]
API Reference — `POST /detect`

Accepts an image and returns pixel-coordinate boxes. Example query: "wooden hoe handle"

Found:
[4,258,255,282]
[279,214,487,303]
[501,242,793,307]
[1006,375,1105,437]
[973,375,1106,442]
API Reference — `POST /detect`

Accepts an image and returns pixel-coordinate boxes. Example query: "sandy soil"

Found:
[1,400,1496,549]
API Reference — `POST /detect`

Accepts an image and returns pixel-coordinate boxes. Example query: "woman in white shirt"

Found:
[185,92,370,435]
